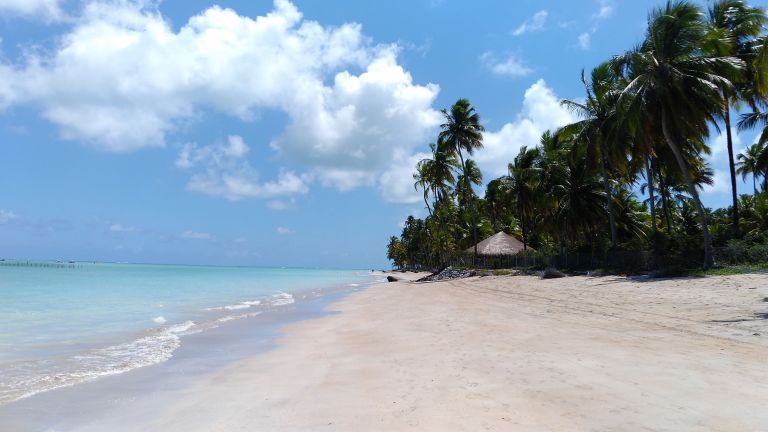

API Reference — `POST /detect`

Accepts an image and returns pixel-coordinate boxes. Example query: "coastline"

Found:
[0,274,387,431]
[3,272,768,431]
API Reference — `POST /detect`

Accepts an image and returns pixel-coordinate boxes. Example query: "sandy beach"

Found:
[92,272,767,432]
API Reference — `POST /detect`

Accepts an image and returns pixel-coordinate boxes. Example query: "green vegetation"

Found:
[388,1,768,274]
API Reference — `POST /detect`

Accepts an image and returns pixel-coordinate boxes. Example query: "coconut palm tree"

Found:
[552,141,607,247]
[413,163,434,216]
[414,138,460,216]
[705,0,767,236]
[612,187,649,243]
[439,99,485,261]
[561,63,627,250]
[508,146,541,251]
[736,142,766,195]
[613,0,744,268]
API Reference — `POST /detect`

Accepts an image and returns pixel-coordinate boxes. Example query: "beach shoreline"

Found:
[3,272,768,431]
[0,272,388,431]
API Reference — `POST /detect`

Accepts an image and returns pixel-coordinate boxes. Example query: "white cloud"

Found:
[177,135,310,201]
[276,226,294,235]
[702,131,749,197]
[0,209,17,223]
[595,0,615,20]
[0,0,440,200]
[475,79,577,179]
[710,131,744,157]
[480,52,533,78]
[512,10,548,36]
[0,0,64,21]
[378,151,431,204]
[180,230,212,240]
[270,49,441,189]
[702,169,731,194]
[577,33,591,50]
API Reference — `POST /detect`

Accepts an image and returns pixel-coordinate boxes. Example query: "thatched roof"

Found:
[465,231,531,256]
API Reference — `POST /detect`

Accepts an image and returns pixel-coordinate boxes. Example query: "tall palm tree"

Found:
[614,0,744,268]
[736,142,766,195]
[706,0,767,236]
[439,99,485,262]
[561,63,626,250]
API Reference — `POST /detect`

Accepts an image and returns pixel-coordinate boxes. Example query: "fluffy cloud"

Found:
[1,0,441,202]
[480,52,532,78]
[512,10,548,36]
[271,49,441,189]
[378,151,431,204]
[0,0,63,21]
[177,135,310,201]
[475,79,576,179]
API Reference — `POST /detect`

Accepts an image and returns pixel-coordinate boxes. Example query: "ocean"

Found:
[0,261,380,405]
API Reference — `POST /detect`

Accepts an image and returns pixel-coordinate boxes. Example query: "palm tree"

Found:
[439,99,485,262]
[706,0,767,236]
[739,110,768,146]
[561,63,626,250]
[614,1,744,268]
[552,141,607,247]
[613,187,649,242]
[414,138,460,216]
[413,163,433,216]
[736,142,766,195]
[508,146,541,251]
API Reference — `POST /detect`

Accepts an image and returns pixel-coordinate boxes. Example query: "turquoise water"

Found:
[0,262,380,404]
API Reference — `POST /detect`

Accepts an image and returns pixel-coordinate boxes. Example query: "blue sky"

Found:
[0,0,766,268]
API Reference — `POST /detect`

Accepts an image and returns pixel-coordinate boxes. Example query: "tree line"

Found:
[388,1,768,271]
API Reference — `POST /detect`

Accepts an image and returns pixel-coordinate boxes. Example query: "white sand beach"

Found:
[125,273,768,432]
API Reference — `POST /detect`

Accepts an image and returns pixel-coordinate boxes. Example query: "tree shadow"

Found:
[710,312,768,323]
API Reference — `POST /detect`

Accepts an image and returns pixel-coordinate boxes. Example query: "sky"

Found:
[1,0,766,269]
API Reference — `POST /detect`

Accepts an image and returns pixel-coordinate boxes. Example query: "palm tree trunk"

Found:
[423,194,433,217]
[645,156,658,236]
[520,206,527,251]
[661,111,714,269]
[658,168,673,235]
[754,174,758,196]
[456,150,478,264]
[724,106,740,237]
[599,138,618,250]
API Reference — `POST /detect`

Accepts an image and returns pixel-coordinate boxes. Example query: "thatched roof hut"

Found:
[465,231,531,256]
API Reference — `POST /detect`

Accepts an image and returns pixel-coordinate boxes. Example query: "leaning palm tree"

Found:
[705,0,767,236]
[736,142,766,195]
[439,99,485,262]
[613,0,744,268]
